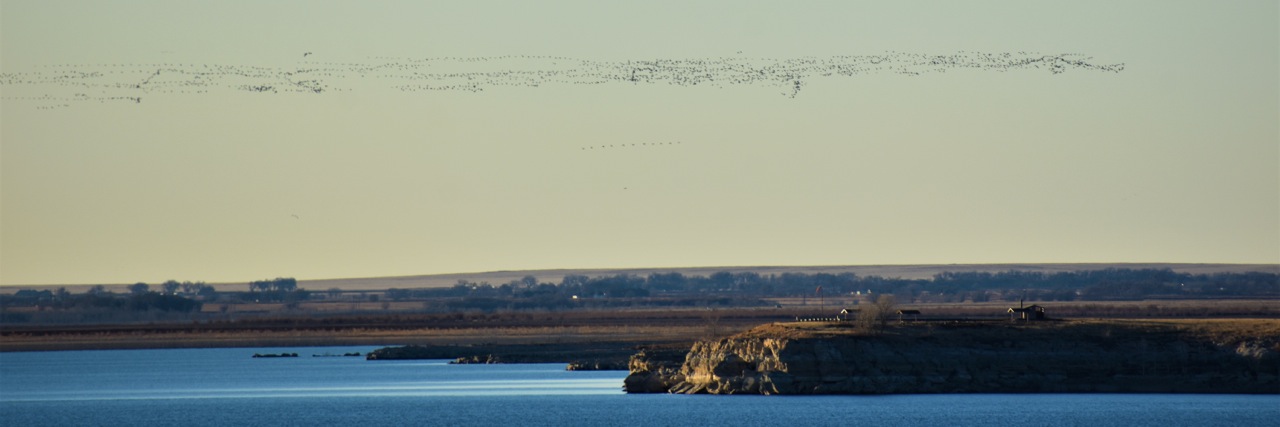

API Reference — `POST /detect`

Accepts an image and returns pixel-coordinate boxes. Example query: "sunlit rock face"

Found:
[626,322,1280,395]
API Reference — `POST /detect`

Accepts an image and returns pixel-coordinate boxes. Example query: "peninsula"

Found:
[625,319,1280,394]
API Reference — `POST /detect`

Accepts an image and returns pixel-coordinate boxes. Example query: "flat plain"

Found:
[10,262,1275,294]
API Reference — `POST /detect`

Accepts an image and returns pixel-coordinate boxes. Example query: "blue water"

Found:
[2,347,1277,426]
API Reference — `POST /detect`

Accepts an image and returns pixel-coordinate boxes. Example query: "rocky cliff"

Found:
[624,320,1280,394]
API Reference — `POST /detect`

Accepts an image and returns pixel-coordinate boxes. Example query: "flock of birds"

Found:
[581,141,682,151]
[0,51,1124,109]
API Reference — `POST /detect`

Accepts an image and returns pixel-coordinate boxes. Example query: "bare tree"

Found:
[161,280,181,295]
[704,308,724,338]
[855,294,896,334]
[128,282,150,296]
[520,275,538,289]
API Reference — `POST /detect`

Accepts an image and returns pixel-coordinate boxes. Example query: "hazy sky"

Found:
[2,1,1277,285]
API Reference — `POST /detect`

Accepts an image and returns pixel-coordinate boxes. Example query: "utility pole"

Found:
[817,286,824,319]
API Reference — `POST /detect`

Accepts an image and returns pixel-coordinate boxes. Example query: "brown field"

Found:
[196,301,430,313]
[0,307,772,352]
[744,318,1280,352]
[7,262,1276,294]
[5,298,1280,353]
[0,324,719,353]
[901,298,1280,318]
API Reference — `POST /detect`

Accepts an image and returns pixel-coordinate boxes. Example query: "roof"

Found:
[897,309,921,314]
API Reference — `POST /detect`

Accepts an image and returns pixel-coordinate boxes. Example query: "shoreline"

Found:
[0,321,725,354]
[625,318,1280,395]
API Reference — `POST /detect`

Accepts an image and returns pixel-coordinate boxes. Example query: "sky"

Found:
[1,1,1277,286]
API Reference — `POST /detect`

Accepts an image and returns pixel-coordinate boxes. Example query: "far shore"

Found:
[5,262,1276,294]
[0,324,710,353]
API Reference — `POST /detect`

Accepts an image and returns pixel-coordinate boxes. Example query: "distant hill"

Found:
[296,263,1280,292]
[6,263,1276,294]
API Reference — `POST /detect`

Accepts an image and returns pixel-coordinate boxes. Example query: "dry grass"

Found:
[6,296,1278,353]
[200,301,427,313]
[902,299,1280,318]
[0,323,724,352]
[0,307,770,352]
[744,318,1280,347]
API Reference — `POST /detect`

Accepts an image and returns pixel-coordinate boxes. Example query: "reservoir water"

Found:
[2,347,1276,426]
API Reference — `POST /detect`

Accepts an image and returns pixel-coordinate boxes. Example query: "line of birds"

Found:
[581,141,682,150]
[0,51,1124,109]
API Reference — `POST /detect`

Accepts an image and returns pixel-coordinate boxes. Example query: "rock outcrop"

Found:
[623,348,690,393]
[451,354,504,364]
[625,320,1280,394]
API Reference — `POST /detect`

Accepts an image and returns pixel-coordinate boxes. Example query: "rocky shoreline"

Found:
[624,320,1280,394]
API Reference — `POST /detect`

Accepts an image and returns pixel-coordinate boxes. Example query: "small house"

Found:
[1008,304,1046,321]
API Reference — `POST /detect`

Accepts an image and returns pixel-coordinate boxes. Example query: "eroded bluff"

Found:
[624,321,1280,394]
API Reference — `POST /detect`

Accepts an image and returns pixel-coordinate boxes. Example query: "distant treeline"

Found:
[385,269,1278,307]
[246,277,309,303]
[1,288,203,322]
[0,277,303,314]
[3,269,1276,318]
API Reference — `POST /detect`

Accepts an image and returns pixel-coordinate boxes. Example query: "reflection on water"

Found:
[3,347,1278,427]
[10,379,626,402]
[1,347,626,402]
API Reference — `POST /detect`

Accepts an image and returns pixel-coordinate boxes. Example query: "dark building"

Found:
[1008,304,1046,321]
[896,309,921,321]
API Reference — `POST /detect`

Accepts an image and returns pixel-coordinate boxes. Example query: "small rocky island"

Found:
[624,320,1280,394]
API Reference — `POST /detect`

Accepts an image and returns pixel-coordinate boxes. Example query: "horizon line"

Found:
[3,261,1277,288]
